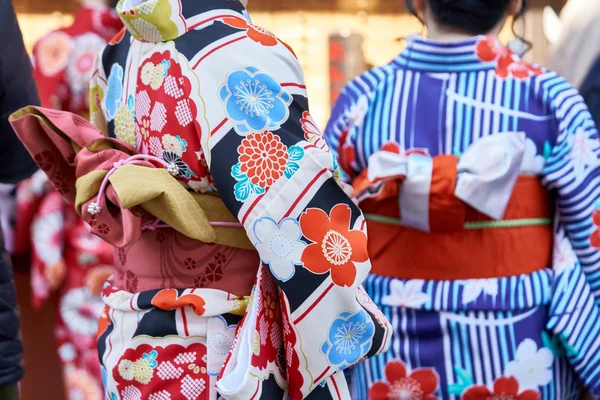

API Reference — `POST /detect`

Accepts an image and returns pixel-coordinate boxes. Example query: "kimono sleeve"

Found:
[323,82,369,182]
[197,42,391,398]
[542,76,600,394]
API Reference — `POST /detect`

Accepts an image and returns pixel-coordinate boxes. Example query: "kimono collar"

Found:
[117,0,247,42]
[394,35,499,73]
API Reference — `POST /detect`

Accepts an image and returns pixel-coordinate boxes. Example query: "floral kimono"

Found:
[11,0,392,399]
[324,36,600,399]
[13,5,122,399]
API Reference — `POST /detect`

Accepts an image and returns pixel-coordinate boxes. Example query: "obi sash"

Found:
[9,107,252,250]
[353,133,553,281]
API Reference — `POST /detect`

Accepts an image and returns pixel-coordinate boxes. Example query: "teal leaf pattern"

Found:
[448,366,474,396]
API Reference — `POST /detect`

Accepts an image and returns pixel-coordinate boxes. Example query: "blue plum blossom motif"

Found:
[321,309,375,368]
[105,63,124,121]
[142,350,158,369]
[220,66,292,135]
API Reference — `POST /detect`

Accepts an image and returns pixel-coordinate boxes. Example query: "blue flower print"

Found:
[175,135,188,153]
[219,66,292,135]
[105,63,124,121]
[321,309,375,368]
[142,350,158,369]
[160,59,171,76]
[231,163,265,202]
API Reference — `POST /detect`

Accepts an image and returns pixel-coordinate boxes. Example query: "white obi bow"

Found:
[366,133,526,232]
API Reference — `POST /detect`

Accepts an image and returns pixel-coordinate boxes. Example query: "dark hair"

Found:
[406,0,522,36]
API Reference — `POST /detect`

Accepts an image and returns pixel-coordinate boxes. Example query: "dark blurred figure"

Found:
[0,0,40,399]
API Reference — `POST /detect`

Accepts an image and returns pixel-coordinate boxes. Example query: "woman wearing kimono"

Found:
[14,2,122,399]
[324,0,600,398]
[10,0,391,399]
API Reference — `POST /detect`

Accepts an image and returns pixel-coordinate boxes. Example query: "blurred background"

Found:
[10,0,569,399]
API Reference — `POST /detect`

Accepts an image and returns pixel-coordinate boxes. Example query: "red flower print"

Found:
[152,288,206,316]
[238,131,289,188]
[222,17,278,46]
[184,258,197,270]
[301,111,330,152]
[475,36,542,80]
[369,360,439,400]
[462,377,540,400]
[300,204,368,287]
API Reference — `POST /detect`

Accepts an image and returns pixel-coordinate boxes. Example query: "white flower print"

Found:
[345,95,369,131]
[32,211,64,267]
[253,217,306,282]
[162,134,184,157]
[504,339,554,389]
[461,279,499,304]
[141,62,155,86]
[520,138,545,175]
[553,234,577,275]
[381,280,430,308]
[118,359,135,381]
[60,287,105,336]
[66,33,106,94]
[567,128,598,177]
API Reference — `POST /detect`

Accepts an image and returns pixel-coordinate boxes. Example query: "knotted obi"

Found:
[9,107,253,250]
[353,133,553,280]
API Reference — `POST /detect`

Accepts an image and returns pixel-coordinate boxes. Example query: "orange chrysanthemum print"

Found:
[300,204,368,287]
[238,131,289,188]
[222,17,278,46]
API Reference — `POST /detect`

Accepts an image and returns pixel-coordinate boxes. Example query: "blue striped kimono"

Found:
[324,35,600,399]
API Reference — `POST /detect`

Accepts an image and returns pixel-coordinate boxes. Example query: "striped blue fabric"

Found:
[324,35,600,398]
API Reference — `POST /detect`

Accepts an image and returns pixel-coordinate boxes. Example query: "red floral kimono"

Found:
[14,4,122,400]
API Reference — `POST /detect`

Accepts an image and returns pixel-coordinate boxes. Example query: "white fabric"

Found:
[399,154,433,232]
[455,132,526,220]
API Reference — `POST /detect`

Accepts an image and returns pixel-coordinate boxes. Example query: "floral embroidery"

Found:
[381,280,431,308]
[220,66,292,135]
[504,339,553,390]
[321,309,375,368]
[221,17,278,46]
[475,36,542,80]
[369,360,440,400]
[301,111,330,152]
[300,204,368,287]
[567,127,598,177]
[105,63,124,121]
[461,279,499,305]
[36,31,74,77]
[462,377,540,400]
[161,134,187,157]
[253,217,306,282]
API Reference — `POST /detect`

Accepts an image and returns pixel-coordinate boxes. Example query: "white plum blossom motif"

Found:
[381,280,430,308]
[461,279,499,304]
[118,359,135,381]
[253,217,306,282]
[60,287,104,336]
[567,128,598,177]
[32,211,64,267]
[553,233,578,275]
[504,339,554,390]
[520,138,545,175]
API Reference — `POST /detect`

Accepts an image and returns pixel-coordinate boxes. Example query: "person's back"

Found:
[325,0,600,398]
